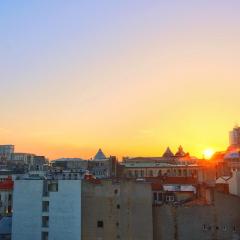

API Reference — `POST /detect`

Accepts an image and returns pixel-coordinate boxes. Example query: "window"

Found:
[153,192,157,201]
[166,195,175,202]
[149,170,153,177]
[97,221,104,228]
[42,201,49,212]
[202,224,207,231]
[117,204,120,209]
[158,193,163,202]
[48,182,58,192]
[158,170,162,176]
[7,206,12,213]
[8,194,12,201]
[42,232,48,240]
[42,216,49,228]
[114,189,118,194]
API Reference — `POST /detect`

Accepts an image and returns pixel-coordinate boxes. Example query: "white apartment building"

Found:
[12,179,82,240]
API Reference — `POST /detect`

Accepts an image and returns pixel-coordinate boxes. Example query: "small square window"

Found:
[97,221,104,228]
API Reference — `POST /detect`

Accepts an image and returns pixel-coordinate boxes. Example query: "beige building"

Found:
[153,190,240,240]
[82,179,153,240]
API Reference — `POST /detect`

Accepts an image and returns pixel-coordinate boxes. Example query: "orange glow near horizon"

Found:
[0,1,239,160]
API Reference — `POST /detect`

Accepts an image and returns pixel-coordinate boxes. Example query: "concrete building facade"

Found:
[12,179,82,240]
[12,178,153,240]
[81,179,153,240]
[153,191,240,240]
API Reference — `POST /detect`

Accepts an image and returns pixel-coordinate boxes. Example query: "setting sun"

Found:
[203,149,214,159]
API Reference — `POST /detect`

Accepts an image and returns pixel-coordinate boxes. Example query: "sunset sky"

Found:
[1,1,240,160]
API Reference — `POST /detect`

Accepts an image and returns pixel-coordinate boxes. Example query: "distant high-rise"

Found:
[229,126,240,146]
[0,145,14,160]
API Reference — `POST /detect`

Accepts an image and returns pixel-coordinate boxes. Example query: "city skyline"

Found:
[1,1,240,159]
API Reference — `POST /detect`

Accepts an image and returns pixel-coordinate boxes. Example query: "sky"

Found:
[0,1,240,160]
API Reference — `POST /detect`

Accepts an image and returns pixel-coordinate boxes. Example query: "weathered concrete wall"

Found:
[153,191,240,240]
[82,179,153,240]
[119,181,153,240]
[49,180,81,240]
[12,180,43,240]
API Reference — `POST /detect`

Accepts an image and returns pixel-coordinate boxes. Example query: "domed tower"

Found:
[94,148,107,160]
[162,147,174,158]
[175,145,186,157]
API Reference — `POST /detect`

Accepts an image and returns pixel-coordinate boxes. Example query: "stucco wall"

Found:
[153,191,240,240]
[12,180,43,240]
[82,179,153,240]
[49,180,81,240]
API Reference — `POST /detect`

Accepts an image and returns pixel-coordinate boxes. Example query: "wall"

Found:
[153,191,240,240]
[12,179,82,240]
[229,171,240,197]
[49,180,81,240]
[82,179,153,240]
[216,170,240,197]
[12,180,43,240]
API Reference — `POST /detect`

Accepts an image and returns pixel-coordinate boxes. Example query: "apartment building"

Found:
[12,177,153,240]
[12,179,82,240]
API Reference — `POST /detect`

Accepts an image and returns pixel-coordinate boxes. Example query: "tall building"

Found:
[229,126,240,146]
[0,145,14,160]
[12,179,82,240]
[12,178,153,240]
[82,179,153,240]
